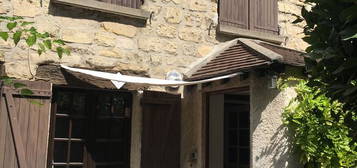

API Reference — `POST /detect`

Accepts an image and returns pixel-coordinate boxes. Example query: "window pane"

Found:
[110,120,125,139]
[239,148,250,165]
[98,95,112,116]
[72,120,86,138]
[112,96,125,117]
[239,130,249,146]
[70,142,84,162]
[57,92,72,114]
[54,141,67,162]
[228,130,238,146]
[228,147,237,163]
[55,118,69,138]
[72,94,86,116]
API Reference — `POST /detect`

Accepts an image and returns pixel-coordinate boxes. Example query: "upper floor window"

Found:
[218,0,283,43]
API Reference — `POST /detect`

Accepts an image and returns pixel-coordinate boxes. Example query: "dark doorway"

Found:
[141,91,181,168]
[207,89,250,168]
[48,87,132,168]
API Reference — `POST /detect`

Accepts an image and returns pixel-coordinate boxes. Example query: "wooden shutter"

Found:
[141,91,181,168]
[219,0,250,29]
[219,0,278,35]
[97,0,143,9]
[251,0,279,34]
[0,81,52,168]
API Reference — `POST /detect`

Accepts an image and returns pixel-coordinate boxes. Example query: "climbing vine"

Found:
[282,80,357,168]
[0,15,70,96]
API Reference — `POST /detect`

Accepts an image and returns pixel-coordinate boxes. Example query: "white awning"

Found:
[61,65,241,89]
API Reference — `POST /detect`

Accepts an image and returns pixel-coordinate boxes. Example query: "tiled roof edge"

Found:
[184,39,239,78]
[238,38,283,61]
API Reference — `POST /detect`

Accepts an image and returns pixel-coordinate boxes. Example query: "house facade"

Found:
[0,0,308,168]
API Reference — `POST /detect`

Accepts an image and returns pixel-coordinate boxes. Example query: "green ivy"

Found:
[283,80,357,167]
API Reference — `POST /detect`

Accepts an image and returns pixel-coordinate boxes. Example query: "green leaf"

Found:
[38,43,46,51]
[37,49,43,55]
[53,39,65,45]
[26,35,36,46]
[43,40,52,49]
[0,32,9,41]
[56,47,64,58]
[63,48,70,56]
[13,30,22,46]
[6,22,17,31]
[29,100,44,106]
[13,82,26,88]
[21,21,34,26]
[20,88,33,96]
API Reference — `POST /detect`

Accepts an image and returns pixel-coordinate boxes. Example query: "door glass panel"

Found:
[54,141,67,162]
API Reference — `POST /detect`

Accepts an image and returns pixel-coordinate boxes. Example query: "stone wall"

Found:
[0,0,307,86]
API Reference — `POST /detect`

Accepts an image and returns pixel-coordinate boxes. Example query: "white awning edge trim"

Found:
[61,65,242,87]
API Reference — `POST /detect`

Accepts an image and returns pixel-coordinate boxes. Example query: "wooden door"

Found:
[141,91,181,168]
[0,80,52,168]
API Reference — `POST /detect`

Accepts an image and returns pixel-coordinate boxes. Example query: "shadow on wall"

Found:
[259,125,299,168]
[250,73,301,168]
[48,3,147,27]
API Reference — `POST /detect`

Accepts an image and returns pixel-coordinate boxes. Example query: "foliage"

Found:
[0,15,70,58]
[294,0,357,108]
[283,80,357,168]
[0,15,70,100]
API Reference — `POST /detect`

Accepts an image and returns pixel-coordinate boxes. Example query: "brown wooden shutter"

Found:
[0,81,52,168]
[97,0,143,9]
[141,91,181,168]
[219,0,279,35]
[251,0,279,34]
[219,0,250,29]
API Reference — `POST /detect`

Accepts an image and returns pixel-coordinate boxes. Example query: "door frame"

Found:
[202,86,250,168]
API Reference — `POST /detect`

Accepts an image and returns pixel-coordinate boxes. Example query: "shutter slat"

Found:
[252,0,279,34]
[96,0,142,9]
[219,0,249,29]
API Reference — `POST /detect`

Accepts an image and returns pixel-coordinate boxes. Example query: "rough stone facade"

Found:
[0,0,307,85]
[0,0,307,168]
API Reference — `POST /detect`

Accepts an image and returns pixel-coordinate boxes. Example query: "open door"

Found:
[141,91,181,168]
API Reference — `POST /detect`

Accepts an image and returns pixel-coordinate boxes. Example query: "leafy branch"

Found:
[0,15,70,58]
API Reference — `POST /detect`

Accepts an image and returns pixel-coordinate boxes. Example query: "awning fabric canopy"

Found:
[61,65,241,89]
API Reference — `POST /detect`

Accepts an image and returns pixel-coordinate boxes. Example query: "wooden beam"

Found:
[218,24,285,44]
[52,0,151,20]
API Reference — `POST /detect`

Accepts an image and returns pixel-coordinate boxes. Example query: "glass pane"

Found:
[228,111,238,128]
[239,148,250,165]
[95,120,110,138]
[112,96,125,117]
[55,118,69,138]
[72,94,86,116]
[54,141,67,162]
[72,120,86,138]
[228,147,237,163]
[70,142,84,162]
[57,92,72,114]
[239,130,250,146]
[98,95,112,116]
[110,120,125,138]
[228,130,238,146]
[238,112,249,128]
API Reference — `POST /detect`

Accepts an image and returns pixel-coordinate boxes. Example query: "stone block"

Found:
[157,24,177,38]
[102,22,137,38]
[188,0,207,12]
[62,29,94,44]
[86,56,119,69]
[138,37,161,52]
[165,7,183,24]
[95,32,116,47]
[116,36,138,50]
[12,0,41,17]
[179,27,202,43]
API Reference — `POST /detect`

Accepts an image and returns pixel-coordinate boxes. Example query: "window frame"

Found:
[217,0,285,44]
[51,0,150,21]
[47,87,133,168]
